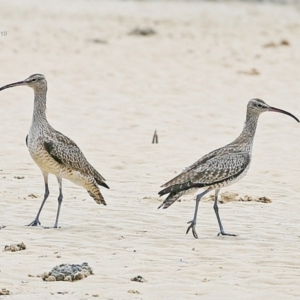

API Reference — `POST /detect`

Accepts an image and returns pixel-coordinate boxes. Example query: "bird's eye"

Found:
[256,103,263,108]
[31,78,38,82]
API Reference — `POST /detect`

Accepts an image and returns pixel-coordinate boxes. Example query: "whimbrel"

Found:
[0,74,109,228]
[158,98,299,238]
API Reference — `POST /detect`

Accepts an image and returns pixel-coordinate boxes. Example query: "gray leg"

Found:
[186,189,211,239]
[27,172,49,226]
[53,177,63,228]
[213,189,236,236]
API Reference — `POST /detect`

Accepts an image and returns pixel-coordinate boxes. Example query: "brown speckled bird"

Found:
[0,74,109,228]
[158,98,299,238]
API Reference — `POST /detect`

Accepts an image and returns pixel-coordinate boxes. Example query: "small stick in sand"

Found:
[152,130,158,144]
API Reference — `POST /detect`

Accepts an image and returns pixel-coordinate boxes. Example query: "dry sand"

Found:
[1,0,300,299]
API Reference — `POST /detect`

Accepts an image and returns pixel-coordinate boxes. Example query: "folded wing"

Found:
[158,152,250,208]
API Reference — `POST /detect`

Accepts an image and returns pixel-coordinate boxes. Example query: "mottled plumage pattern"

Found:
[158,98,299,238]
[0,74,109,227]
[42,131,108,205]
[44,130,108,186]
[159,153,250,208]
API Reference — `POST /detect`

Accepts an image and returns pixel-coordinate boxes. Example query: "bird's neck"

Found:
[31,88,50,132]
[233,112,259,152]
[241,112,259,138]
[32,88,48,122]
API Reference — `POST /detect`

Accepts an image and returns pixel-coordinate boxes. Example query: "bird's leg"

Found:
[53,177,63,228]
[186,189,210,239]
[213,189,236,236]
[27,173,49,226]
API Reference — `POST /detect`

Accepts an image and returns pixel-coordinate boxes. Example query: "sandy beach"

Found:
[1,0,300,299]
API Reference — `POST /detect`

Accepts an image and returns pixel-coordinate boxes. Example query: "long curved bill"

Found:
[268,106,299,123]
[0,80,27,91]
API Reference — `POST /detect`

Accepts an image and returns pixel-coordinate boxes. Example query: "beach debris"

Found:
[128,290,140,294]
[28,193,38,198]
[237,68,260,75]
[129,27,156,36]
[280,39,290,46]
[0,225,5,230]
[263,41,277,48]
[14,176,25,179]
[0,288,10,295]
[203,192,271,203]
[219,192,239,204]
[152,130,158,144]
[263,39,290,47]
[204,191,238,203]
[143,196,160,203]
[239,195,271,203]
[131,275,147,283]
[4,242,26,252]
[89,38,108,44]
[41,262,93,282]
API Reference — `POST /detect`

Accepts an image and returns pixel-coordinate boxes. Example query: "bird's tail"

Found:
[95,177,109,189]
[158,190,185,209]
[92,168,109,189]
[87,185,107,205]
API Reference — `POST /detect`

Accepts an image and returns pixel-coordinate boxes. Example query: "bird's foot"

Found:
[217,231,237,237]
[27,219,41,226]
[186,220,198,239]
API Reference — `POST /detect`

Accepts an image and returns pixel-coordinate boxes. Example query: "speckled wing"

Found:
[44,130,108,188]
[158,152,250,208]
[161,144,242,189]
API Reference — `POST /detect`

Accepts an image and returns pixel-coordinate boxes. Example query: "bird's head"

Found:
[248,98,299,122]
[0,74,47,92]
